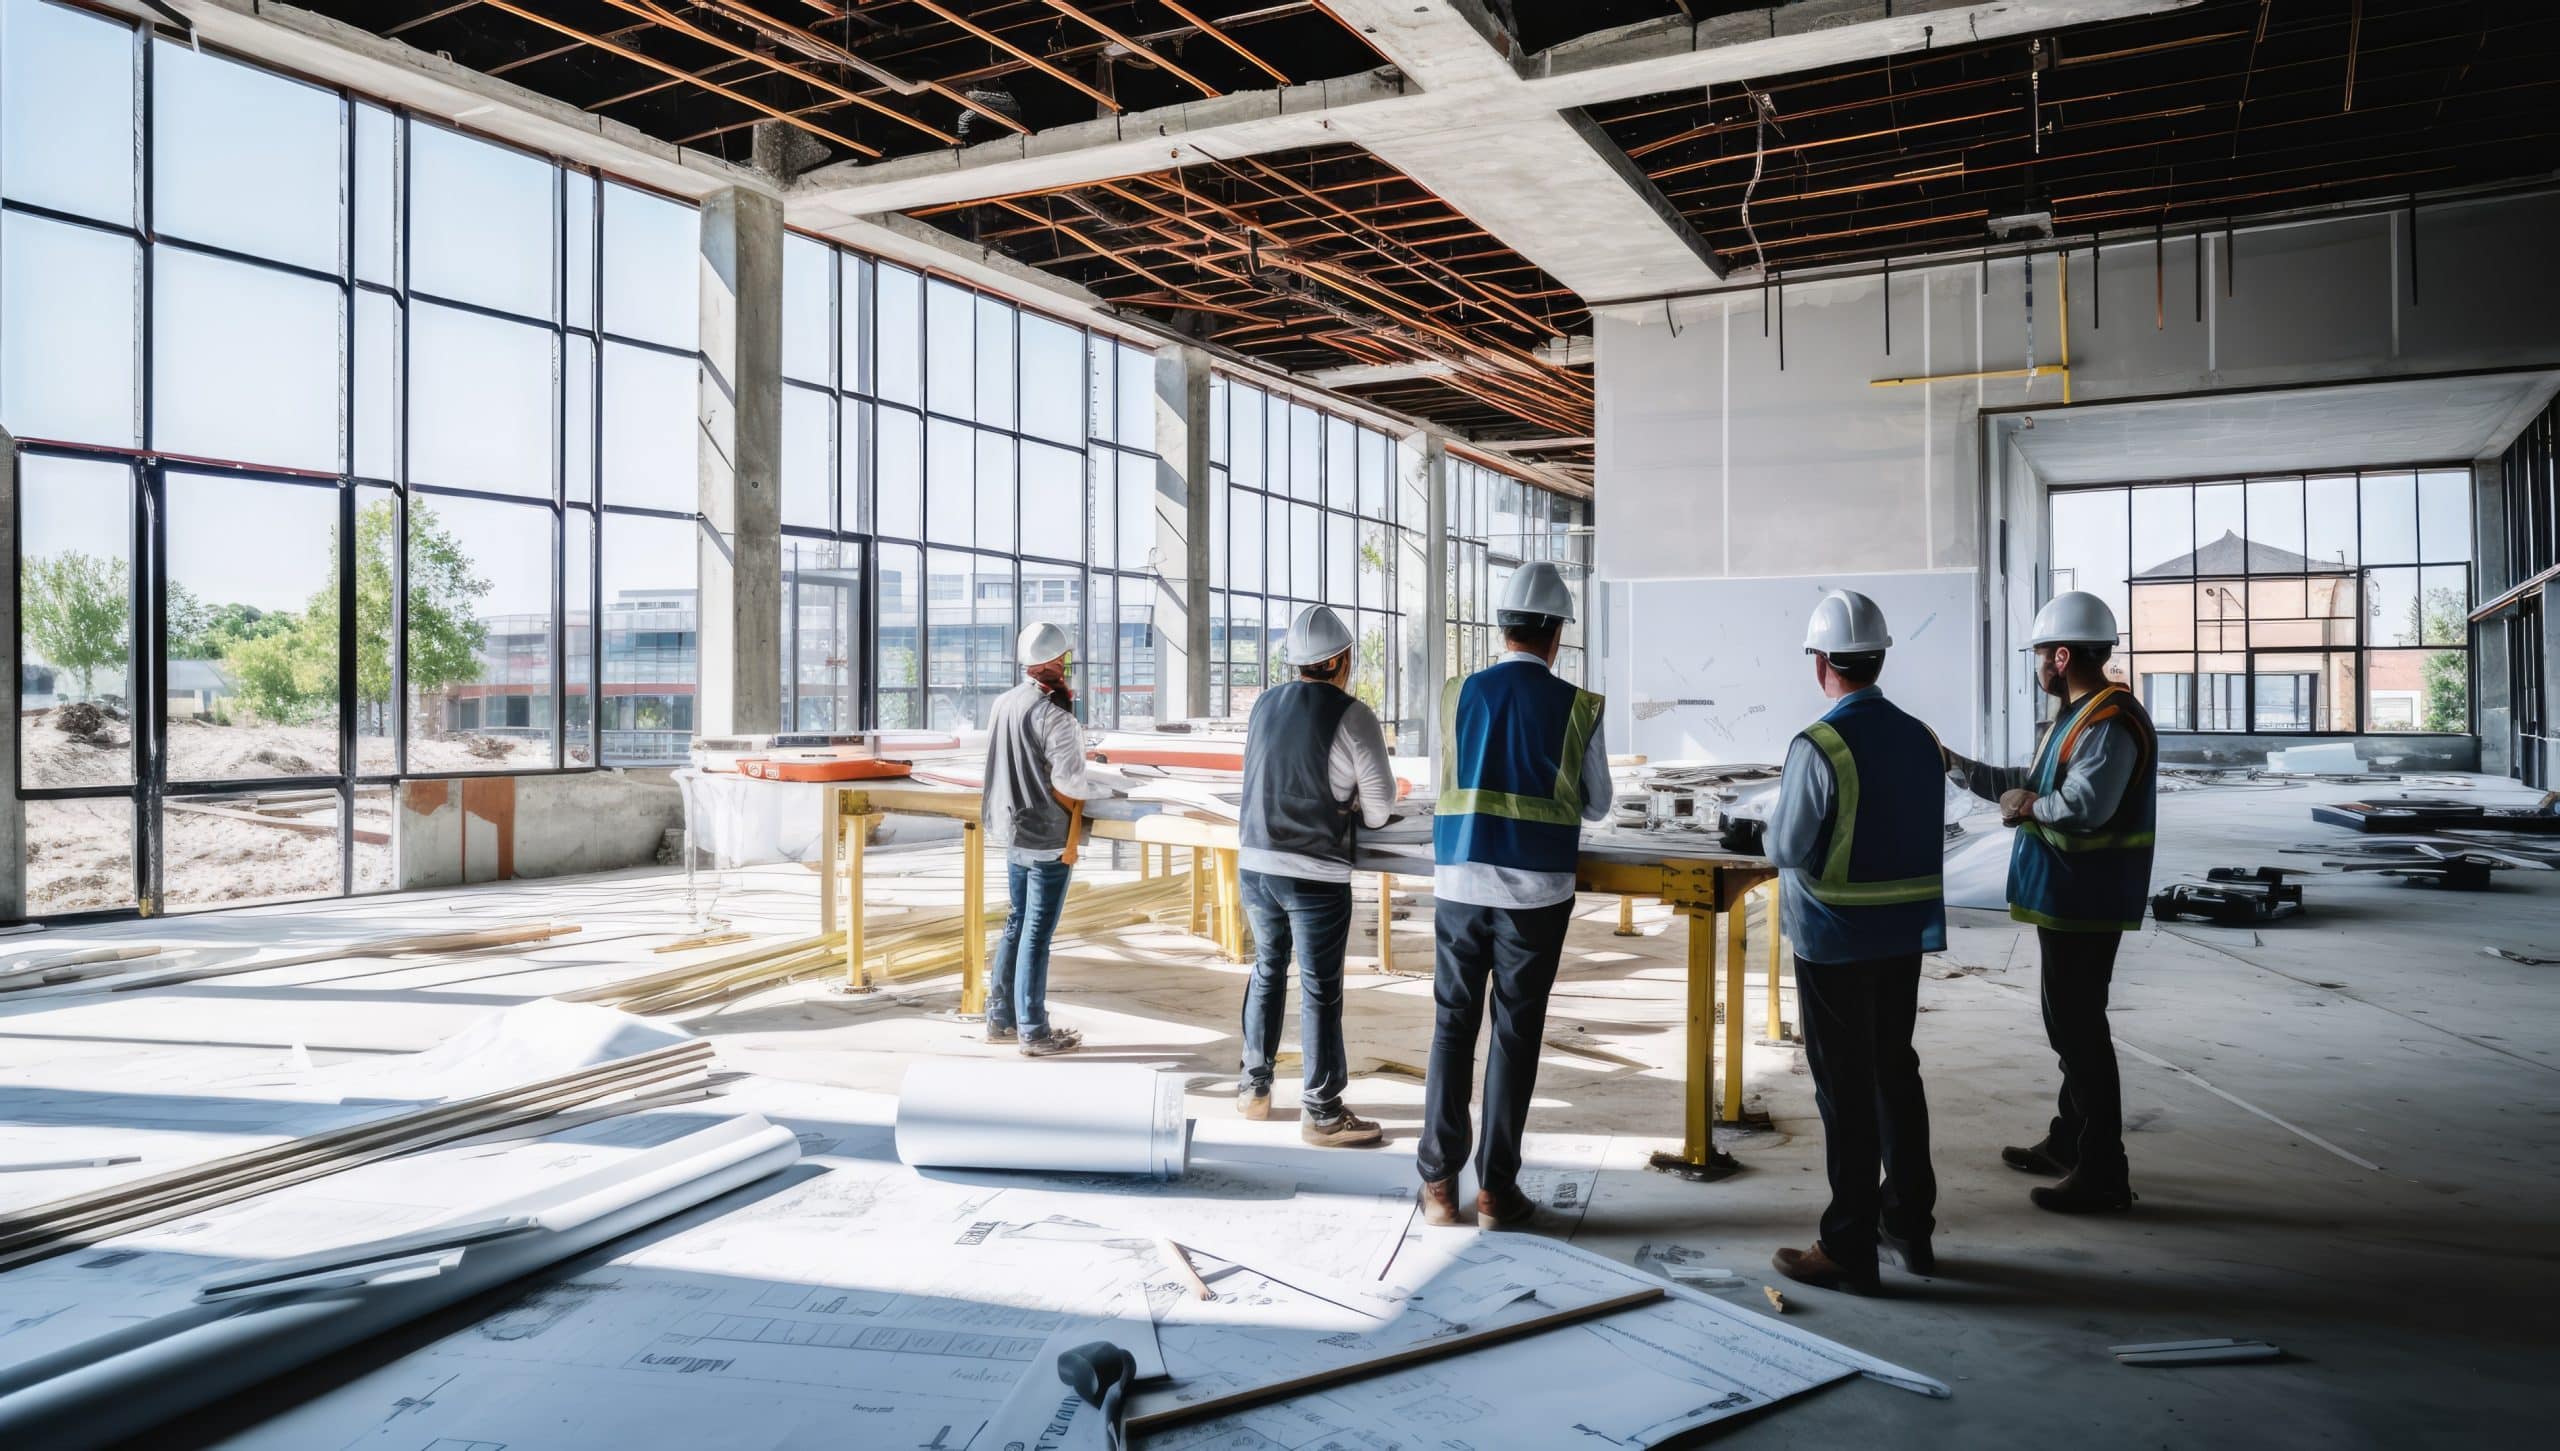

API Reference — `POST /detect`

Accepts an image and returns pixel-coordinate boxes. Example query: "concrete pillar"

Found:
[1154,346,1212,720]
[1411,433,1450,762]
[0,435,21,919]
[695,188,784,738]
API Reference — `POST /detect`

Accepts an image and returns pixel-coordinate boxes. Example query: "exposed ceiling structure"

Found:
[1592,0,2560,276]
[301,1,1388,168]
[909,143,1595,459]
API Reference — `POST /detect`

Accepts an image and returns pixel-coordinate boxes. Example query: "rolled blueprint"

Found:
[896,1062,1190,1179]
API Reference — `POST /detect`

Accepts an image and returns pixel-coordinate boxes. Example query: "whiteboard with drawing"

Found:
[1608,569,1980,764]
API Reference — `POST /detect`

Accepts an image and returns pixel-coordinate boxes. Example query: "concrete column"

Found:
[695,188,784,738]
[1411,433,1450,762]
[1154,346,1212,720]
[0,435,21,919]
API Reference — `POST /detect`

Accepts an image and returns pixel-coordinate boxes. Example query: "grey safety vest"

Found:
[1239,681,1358,866]
[982,680,1071,851]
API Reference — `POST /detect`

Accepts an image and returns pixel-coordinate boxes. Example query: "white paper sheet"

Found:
[895,1063,1188,1179]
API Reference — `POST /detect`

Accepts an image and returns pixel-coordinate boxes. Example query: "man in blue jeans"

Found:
[1237,605,1398,1147]
[982,621,1111,1056]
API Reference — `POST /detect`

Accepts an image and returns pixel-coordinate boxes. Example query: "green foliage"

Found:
[1354,624,1389,714]
[2418,586,2469,733]
[20,551,128,697]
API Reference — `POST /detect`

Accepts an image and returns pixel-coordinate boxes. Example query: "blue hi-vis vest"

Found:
[1787,692,1949,964]
[1434,661,1605,877]
[2009,684,2158,933]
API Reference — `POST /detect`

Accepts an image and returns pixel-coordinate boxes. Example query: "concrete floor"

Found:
[5,775,2555,1446]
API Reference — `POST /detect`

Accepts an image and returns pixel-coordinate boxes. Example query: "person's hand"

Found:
[1998,788,2038,825]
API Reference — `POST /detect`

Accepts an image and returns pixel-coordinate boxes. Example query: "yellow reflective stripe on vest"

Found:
[1796,722,1943,908]
[2017,820,2157,854]
[1436,675,1607,825]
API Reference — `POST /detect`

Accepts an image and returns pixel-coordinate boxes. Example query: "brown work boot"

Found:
[1417,1177,1464,1227]
[1772,1241,1880,1295]
[1237,1091,1271,1120]
[1018,1027,1083,1057]
[1301,1111,1384,1148]
[1475,1182,1537,1231]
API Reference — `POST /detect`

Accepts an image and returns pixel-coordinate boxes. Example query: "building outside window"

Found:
[1446,455,1592,685]
[2048,470,2473,734]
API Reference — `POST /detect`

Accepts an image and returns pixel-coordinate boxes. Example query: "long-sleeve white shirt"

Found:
[1433,651,1612,911]
[1945,695,2140,831]
[1237,691,1398,884]
[1005,696,1113,868]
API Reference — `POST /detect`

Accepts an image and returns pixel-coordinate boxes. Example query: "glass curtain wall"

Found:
[2,0,700,915]
[2047,470,2473,734]
[1445,455,1592,684]
[777,233,1162,735]
[1208,376,1411,726]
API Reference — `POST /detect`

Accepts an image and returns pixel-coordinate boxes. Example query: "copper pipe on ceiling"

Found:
[593,0,960,145]
[1161,0,1293,85]
[899,0,1124,112]
[1043,1,1223,98]
[477,0,884,156]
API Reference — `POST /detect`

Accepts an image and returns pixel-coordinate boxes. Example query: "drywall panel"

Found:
[1613,569,1977,765]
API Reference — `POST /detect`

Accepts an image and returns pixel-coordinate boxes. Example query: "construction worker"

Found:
[1235,604,1397,1148]
[1944,590,2156,1213]
[1417,562,1609,1231]
[982,621,1110,1057]
[1765,590,1946,1296]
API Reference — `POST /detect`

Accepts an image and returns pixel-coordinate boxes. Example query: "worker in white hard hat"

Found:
[1418,560,1609,1231]
[1764,589,1947,1296]
[1942,589,2156,1213]
[979,620,1112,1056]
[1234,604,1398,1148]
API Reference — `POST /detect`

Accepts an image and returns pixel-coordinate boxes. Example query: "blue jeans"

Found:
[1238,869,1354,1120]
[991,858,1073,1037]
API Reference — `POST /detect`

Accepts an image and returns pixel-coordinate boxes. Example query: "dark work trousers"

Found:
[2036,927,2129,1187]
[1236,870,1355,1121]
[1416,897,1577,1191]
[1793,953,1936,1273]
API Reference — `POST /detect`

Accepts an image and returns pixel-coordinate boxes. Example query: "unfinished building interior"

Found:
[1,1,2554,1446]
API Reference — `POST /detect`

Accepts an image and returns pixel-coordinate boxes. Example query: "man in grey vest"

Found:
[982,622,1110,1056]
[1237,605,1397,1147]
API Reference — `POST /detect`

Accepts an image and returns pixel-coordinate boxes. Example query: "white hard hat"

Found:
[1495,561,1577,624]
[1017,620,1073,666]
[2027,590,2119,648]
[1282,604,1356,666]
[1803,589,1891,655]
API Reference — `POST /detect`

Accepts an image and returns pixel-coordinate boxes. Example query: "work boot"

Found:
[1878,1223,1935,1276]
[1475,1182,1537,1231]
[1772,1242,1880,1295]
[1237,1091,1271,1121]
[1018,1027,1084,1058]
[2030,1173,2135,1214]
[1301,1111,1384,1148]
[1417,1177,1464,1228]
[2001,1139,2074,1177]
[984,1025,1018,1045]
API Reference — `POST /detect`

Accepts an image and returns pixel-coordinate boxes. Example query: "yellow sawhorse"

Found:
[1579,854,1780,1182]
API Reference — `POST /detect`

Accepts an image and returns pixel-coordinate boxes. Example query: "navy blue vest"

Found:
[1786,691,1948,964]
[1434,661,1604,876]
[1239,681,1358,865]
[2009,685,2158,932]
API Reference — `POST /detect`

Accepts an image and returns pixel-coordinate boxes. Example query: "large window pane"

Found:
[1231,385,1264,489]
[354,291,399,482]
[1019,313,1081,443]
[1084,571,1117,727]
[411,301,553,497]
[2131,581,2195,651]
[153,42,341,273]
[978,431,1017,556]
[781,383,832,531]
[1326,513,1356,607]
[2366,647,2465,732]
[601,342,696,512]
[22,798,132,916]
[1209,465,1228,588]
[1117,343,1152,449]
[410,123,555,319]
[162,788,341,912]
[411,493,553,772]
[781,536,860,731]
[2244,477,2304,570]
[876,542,922,728]
[564,507,594,765]
[874,405,922,540]
[836,398,863,536]
[2419,565,2469,646]
[1227,595,1263,712]
[2128,654,2196,730]
[1021,441,1082,559]
[976,295,1016,428]
[2361,471,2419,564]
[1209,377,1229,466]
[600,512,697,764]
[925,278,973,417]
[782,232,832,385]
[1358,429,1389,520]
[2417,469,2472,563]
[925,416,973,546]
[1290,503,1321,599]
[2305,474,2358,570]
[3,0,135,224]
[153,247,341,473]
[2366,567,2422,647]
[565,170,595,331]
[840,253,867,395]
[1087,452,1115,570]
[354,104,398,287]
[925,549,1010,730]
[602,182,696,351]
[2250,654,2348,732]
[162,472,338,781]
[2,212,138,446]
[1231,488,1263,592]
[17,454,134,788]
[1119,450,1152,570]
[1119,580,1157,728]
[1087,335,1113,443]
[2049,489,2129,646]
[874,264,920,406]
[357,486,398,775]
[564,333,595,505]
